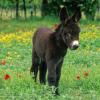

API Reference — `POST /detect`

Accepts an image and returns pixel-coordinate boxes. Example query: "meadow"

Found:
[0,17,100,100]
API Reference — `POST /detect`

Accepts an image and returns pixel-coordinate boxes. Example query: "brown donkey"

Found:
[30,7,81,95]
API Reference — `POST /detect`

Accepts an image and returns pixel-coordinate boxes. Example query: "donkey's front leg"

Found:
[55,58,64,95]
[47,59,59,95]
[47,60,56,86]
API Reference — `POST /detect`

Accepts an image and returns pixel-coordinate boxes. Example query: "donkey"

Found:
[30,7,81,95]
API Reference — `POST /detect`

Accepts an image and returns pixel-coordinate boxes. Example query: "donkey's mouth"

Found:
[70,45,79,50]
[70,40,79,50]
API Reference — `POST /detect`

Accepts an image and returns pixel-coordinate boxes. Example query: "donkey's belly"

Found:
[33,27,53,58]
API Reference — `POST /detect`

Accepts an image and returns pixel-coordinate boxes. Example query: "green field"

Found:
[0,17,100,100]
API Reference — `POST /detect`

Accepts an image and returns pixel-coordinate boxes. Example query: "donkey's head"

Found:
[59,7,81,50]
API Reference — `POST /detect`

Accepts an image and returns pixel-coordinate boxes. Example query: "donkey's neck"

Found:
[53,25,68,49]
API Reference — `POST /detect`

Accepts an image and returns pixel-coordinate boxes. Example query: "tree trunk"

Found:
[23,0,27,19]
[0,8,3,19]
[16,0,19,19]
[41,0,48,17]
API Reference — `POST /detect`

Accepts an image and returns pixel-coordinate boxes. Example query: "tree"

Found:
[83,0,98,20]
[41,0,48,17]
[23,0,27,19]
[16,0,19,19]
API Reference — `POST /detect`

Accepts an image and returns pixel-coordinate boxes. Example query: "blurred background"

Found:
[0,0,99,20]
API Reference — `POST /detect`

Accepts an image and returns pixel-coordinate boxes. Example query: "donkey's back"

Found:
[33,27,53,58]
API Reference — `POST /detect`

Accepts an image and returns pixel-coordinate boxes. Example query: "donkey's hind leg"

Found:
[39,61,47,84]
[30,49,39,82]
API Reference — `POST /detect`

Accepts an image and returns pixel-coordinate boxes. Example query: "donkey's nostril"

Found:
[72,45,79,50]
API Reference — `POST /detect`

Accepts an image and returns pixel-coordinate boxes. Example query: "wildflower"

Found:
[6,52,10,57]
[1,60,6,65]
[52,24,59,30]
[84,72,89,77]
[4,74,10,80]
[14,52,17,55]
[76,75,80,80]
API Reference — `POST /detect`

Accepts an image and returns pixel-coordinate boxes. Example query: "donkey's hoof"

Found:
[52,92,60,96]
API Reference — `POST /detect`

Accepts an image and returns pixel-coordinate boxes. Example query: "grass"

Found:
[0,16,59,33]
[0,17,100,100]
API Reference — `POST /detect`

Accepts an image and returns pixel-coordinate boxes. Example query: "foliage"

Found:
[41,0,99,20]
[0,0,41,8]
[82,0,98,20]
[0,0,99,20]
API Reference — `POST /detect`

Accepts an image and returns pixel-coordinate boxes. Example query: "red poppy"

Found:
[76,75,80,80]
[4,74,10,80]
[84,72,89,77]
[52,24,59,30]
[1,60,6,65]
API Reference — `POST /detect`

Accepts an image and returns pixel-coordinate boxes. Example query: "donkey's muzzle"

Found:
[71,40,79,50]
[72,45,79,50]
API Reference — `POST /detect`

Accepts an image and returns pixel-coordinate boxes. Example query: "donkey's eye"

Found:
[68,33,71,37]
[64,33,67,36]
[65,33,70,39]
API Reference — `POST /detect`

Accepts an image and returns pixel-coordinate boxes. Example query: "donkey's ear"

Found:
[71,8,81,23]
[60,7,69,23]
